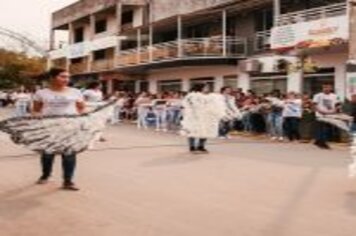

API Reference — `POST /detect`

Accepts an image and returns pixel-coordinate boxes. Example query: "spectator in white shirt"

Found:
[283,92,302,142]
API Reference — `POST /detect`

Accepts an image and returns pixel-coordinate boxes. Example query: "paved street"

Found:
[0,118,355,236]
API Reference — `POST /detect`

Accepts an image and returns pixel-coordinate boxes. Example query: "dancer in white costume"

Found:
[0,69,115,190]
[181,84,226,153]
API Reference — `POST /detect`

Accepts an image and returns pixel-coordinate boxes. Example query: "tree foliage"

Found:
[0,49,46,90]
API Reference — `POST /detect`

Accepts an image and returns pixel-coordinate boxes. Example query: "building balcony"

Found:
[69,63,88,75]
[91,59,115,72]
[277,2,347,26]
[117,37,247,68]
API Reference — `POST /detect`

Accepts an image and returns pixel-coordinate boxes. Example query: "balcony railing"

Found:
[91,59,114,72]
[69,63,88,75]
[254,30,271,52]
[277,2,347,26]
[117,37,247,67]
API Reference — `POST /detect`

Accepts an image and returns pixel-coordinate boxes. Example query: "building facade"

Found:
[49,0,355,99]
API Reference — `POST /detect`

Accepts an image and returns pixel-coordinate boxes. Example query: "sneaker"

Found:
[36,177,49,185]
[278,137,284,142]
[62,182,80,191]
[271,136,277,141]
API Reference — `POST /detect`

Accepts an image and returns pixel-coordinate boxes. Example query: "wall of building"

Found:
[146,65,238,93]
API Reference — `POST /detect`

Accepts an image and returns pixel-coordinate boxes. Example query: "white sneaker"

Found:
[156,128,161,132]
[271,136,277,141]
[278,137,284,141]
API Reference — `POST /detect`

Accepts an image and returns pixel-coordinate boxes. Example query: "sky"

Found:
[0,0,77,48]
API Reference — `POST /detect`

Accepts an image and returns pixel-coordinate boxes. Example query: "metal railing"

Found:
[91,59,114,72]
[254,30,271,52]
[69,63,88,75]
[277,2,347,26]
[117,37,247,67]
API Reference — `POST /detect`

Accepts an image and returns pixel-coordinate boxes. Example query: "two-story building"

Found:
[48,0,354,99]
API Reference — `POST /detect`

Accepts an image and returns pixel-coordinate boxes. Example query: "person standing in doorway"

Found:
[32,68,85,191]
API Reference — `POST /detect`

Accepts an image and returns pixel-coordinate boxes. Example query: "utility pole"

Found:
[347,0,356,97]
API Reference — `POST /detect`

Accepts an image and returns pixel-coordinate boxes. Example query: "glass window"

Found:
[95,19,107,34]
[190,78,215,92]
[224,76,238,89]
[158,80,182,92]
[93,50,106,61]
[251,77,287,96]
[74,27,84,43]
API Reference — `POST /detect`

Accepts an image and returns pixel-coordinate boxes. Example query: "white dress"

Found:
[181,92,226,138]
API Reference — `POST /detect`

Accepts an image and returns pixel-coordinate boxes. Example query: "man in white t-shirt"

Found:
[312,84,340,149]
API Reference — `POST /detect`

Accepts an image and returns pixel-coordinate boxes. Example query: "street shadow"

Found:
[0,183,58,221]
[344,191,356,216]
[265,168,319,236]
[141,152,207,167]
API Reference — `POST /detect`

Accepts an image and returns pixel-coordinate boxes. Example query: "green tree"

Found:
[0,49,46,90]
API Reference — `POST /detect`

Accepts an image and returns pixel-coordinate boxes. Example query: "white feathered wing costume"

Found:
[181,92,226,138]
[315,113,356,177]
[0,100,115,155]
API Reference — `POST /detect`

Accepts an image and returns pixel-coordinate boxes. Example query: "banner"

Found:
[271,15,349,50]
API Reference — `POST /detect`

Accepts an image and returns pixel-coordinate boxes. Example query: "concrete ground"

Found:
[0,111,355,236]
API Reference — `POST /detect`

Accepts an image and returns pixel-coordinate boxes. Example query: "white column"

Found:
[335,63,347,100]
[149,79,158,94]
[90,14,96,40]
[137,29,141,64]
[287,70,303,93]
[238,72,250,92]
[149,25,153,62]
[274,0,281,26]
[214,75,224,92]
[135,80,141,93]
[107,79,114,95]
[182,77,190,92]
[222,9,227,57]
[177,15,183,57]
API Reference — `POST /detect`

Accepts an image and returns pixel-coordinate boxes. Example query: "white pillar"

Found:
[177,15,183,57]
[274,0,281,26]
[135,80,141,93]
[182,77,190,92]
[149,79,158,94]
[137,29,141,64]
[222,10,227,57]
[214,75,224,92]
[238,72,250,92]
[107,79,114,95]
[287,70,303,93]
[335,63,347,101]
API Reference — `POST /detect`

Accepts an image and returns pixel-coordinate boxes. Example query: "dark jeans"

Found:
[219,120,231,137]
[315,121,332,144]
[284,117,301,141]
[41,153,77,183]
[188,138,207,149]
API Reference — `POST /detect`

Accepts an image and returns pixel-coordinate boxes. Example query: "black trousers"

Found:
[41,153,77,183]
[284,117,301,141]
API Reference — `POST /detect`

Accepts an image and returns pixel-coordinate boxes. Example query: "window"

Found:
[71,58,83,64]
[190,78,215,92]
[93,50,106,60]
[254,9,273,32]
[74,27,84,43]
[250,76,287,96]
[224,76,238,89]
[95,19,107,34]
[158,80,182,92]
[122,10,134,25]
